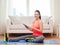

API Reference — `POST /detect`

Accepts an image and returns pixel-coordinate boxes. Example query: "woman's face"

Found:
[34,12,40,19]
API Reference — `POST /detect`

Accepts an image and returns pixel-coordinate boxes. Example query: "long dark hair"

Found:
[35,10,41,20]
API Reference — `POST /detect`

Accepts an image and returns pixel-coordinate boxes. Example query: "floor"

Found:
[0,34,60,45]
[1,44,60,45]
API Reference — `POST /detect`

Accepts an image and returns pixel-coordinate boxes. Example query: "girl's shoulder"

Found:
[38,20,43,24]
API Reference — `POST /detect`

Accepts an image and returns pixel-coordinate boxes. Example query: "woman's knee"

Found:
[33,36,44,41]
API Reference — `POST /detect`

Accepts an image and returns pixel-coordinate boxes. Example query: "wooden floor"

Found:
[0,34,60,45]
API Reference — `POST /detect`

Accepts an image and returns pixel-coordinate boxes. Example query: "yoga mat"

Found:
[0,41,6,44]
[0,40,58,44]
[7,40,58,44]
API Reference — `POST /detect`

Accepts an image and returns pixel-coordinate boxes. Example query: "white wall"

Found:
[54,0,60,24]
[54,0,60,34]
[0,0,8,34]
[50,0,60,34]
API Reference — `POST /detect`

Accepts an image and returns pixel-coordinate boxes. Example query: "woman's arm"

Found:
[39,20,43,32]
[27,27,33,31]
[28,20,43,32]
[32,20,43,32]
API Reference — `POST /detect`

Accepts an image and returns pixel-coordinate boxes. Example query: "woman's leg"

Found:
[33,36,45,43]
[8,35,35,42]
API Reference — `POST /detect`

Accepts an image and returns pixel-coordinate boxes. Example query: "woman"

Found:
[9,10,44,43]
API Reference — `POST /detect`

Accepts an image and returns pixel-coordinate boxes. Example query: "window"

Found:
[29,0,50,17]
[9,0,27,16]
[8,0,50,17]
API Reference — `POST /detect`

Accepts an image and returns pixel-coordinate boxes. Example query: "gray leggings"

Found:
[9,35,44,42]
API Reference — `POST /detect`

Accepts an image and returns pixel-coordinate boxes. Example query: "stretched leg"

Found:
[8,35,35,42]
[33,36,45,43]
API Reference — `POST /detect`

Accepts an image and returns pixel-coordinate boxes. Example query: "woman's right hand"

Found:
[28,27,34,31]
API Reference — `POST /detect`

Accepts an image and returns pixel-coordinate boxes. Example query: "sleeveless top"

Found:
[32,19,43,36]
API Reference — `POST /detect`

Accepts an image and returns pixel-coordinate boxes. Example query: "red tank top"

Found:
[32,20,43,36]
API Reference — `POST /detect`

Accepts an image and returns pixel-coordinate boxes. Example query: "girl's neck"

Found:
[35,18,40,20]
